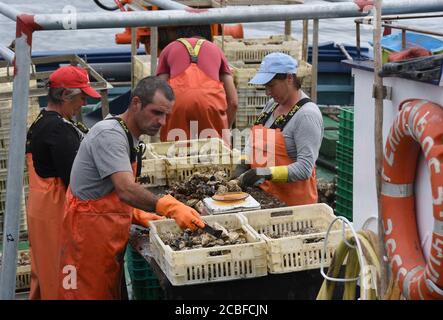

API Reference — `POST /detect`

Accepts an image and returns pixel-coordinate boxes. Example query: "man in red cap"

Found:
[25,65,100,300]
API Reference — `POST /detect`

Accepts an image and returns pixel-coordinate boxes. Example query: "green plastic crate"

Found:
[336,141,353,157]
[338,107,354,120]
[335,201,353,220]
[336,184,352,201]
[338,126,353,142]
[336,172,353,186]
[126,245,163,300]
[335,194,352,211]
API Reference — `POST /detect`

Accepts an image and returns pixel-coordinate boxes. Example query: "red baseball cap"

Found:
[48,65,101,99]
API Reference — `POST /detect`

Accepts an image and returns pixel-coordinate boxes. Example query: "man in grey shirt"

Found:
[59,76,205,300]
[232,52,323,206]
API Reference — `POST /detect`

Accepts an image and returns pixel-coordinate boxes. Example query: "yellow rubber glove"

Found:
[269,166,289,183]
[156,195,205,231]
[132,208,165,228]
[238,166,288,187]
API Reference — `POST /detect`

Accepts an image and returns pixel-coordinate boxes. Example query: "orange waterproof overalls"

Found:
[26,112,88,300]
[160,38,228,141]
[58,117,146,300]
[249,98,317,205]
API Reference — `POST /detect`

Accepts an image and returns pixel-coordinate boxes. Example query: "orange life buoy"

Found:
[382,99,443,300]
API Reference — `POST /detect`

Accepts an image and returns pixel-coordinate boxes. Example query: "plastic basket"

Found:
[139,138,236,187]
[214,35,302,63]
[232,60,312,90]
[0,191,28,240]
[334,201,353,220]
[235,105,264,130]
[336,167,353,185]
[16,264,31,292]
[149,213,267,286]
[126,245,163,300]
[238,88,268,108]
[243,204,349,274]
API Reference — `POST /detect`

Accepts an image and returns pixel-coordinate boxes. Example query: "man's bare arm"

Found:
[110,171,159,212]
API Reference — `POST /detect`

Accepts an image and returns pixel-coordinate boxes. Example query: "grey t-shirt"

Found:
[70,115,139,200]
[246,91,324,182]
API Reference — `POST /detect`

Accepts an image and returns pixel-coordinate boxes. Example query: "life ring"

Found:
[382,99,443,300]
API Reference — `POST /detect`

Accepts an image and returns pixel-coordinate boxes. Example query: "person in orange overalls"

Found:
[231,53,324,206]
[25,65,101,299]
[156,26,238,142]
[58,76,205,300]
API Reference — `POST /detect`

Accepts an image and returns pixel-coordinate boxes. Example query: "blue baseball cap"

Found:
[249,52,298,85]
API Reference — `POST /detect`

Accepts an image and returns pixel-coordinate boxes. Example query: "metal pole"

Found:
[34,3,372,30]
[0,35,32,300]
[302,20,309,62]
[32,0,443,30]
[100,90,109,119]
[373,0,388,299]
[0,2,21,21]
[150,27,158,76]
[0,45,15,64]
[284,20,292,40]
[131,27,137,89]
[311,19,319,103]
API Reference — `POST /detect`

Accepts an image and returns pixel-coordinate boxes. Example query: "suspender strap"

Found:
[254,97,312,130]
[26,111,44,154]
[26,111,89,154]
[176,38,206,63]
[106,117,144,178]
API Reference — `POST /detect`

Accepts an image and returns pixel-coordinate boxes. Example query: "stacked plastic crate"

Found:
[335,107,354,220]
[0,68,41,241]
[213,35,309,150]
[126,245,163,300]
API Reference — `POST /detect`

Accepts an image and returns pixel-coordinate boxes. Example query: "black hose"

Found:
[316,157,337,173]
[93,0,119,11]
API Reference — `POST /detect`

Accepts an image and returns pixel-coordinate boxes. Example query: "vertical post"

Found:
[401,29,406,50]
[356,21,361,58]
[100,90,109,119]
[131,27,137,90]
[0,35,32,300]
[373,0,388,299]
[284,20,292,40]
[302,20,309,62]
[150,27,158,76]
[311,19,319,103]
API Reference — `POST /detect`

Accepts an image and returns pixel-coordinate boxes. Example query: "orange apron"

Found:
[160,38,228,141]
[58,118,146,300]
[26,153,66,300]
[249,125,317,206]
[25,112,88,300]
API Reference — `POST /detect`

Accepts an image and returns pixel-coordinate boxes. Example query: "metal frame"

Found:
[0,0,443,300]
[0,54,112,100]
[355,12,443,55]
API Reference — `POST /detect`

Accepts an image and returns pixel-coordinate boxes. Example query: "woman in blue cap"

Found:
[231,52,323,205]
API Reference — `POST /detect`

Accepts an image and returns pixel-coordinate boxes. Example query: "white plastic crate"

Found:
[235,105,263,130]
[233,60,312,90]
[149,213,268,286]
[0,169,29,192]
[243,204,349,274]
[139,138,237,187]
[214,35,302,63]
[237,88,268,108]
[0,192,28,240]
